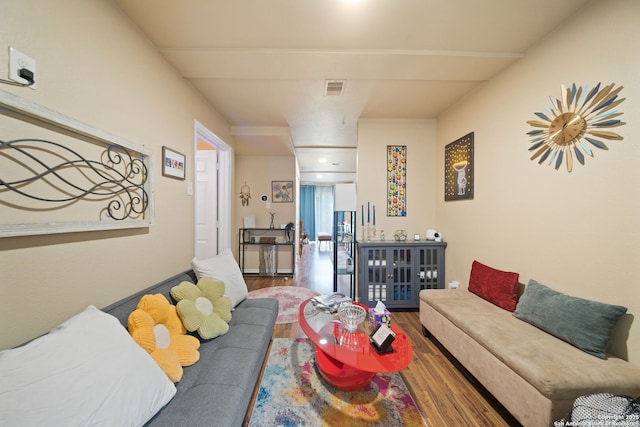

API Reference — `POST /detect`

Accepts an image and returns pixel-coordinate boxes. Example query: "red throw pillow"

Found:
[468,260,520,312]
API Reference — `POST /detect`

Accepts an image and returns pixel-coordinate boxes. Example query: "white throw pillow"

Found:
[0,305,176,427]
[191,249,248,307]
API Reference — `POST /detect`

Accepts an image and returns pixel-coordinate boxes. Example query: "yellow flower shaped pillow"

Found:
[171,278,232,340]
[128,294,200,382]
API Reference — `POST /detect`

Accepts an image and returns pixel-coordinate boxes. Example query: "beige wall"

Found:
[357,119,438,240]
[234,155,296,272]
[0,1,234,349]
[4,0,638,370]
[436,0,640,364]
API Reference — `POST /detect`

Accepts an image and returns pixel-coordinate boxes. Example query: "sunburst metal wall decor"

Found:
[526,82,626,172]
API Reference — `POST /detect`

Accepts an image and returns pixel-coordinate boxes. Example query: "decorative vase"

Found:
[393,230,407,241]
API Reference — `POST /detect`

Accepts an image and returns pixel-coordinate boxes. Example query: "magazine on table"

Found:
[312,292,352,313]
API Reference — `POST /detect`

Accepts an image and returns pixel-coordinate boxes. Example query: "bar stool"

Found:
[317,232,332,251]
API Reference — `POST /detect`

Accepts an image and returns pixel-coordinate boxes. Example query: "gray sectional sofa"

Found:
[103,269,278,427]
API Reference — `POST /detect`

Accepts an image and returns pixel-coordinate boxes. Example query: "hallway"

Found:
[245,240,353,297]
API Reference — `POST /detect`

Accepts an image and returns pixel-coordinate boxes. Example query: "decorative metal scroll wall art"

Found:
[445,132,474,201]
[526,83,626,172]
[0,89,153,237]
[1,140,148,218]
[387,145,406,216]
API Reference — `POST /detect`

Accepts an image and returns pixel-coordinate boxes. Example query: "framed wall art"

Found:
[387,145,407,216]
[0,89,153,237]
[162,146,185,180]
[445,132,474,201]
[272,181,293,203]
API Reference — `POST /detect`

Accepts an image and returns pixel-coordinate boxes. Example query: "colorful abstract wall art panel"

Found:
[387,145,407,216]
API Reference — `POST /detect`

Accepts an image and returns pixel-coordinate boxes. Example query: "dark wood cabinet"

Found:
[358,241,447,309]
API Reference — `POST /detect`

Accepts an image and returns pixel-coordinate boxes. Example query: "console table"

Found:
[238,228,295,276]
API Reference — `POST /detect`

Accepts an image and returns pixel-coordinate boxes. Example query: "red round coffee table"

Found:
[298,299,412,391]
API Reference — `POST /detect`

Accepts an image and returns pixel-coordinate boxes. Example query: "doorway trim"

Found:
[194,120,231,254]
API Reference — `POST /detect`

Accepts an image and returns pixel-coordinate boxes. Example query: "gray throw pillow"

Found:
[513,279,627,359]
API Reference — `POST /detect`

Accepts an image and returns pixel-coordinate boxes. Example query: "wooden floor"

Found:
[244,242,521,427]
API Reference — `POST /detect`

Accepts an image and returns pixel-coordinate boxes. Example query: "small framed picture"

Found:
[243,215,256,228]
[162,146,186,180]
[414,233,421,241]
[272,181,293,203]
[369,323,396,354]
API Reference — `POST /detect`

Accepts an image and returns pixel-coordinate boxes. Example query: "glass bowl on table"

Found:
[338,303,366,332]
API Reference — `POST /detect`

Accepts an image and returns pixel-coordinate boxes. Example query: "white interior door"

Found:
[195,149,218,260]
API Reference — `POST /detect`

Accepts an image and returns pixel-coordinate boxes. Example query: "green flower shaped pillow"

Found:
[171,278,232,340]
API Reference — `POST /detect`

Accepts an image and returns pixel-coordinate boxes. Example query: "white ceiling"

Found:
[115,0,590,184]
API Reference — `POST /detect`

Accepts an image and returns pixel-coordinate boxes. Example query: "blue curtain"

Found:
[314,186,334,239]
[300,185,316,240]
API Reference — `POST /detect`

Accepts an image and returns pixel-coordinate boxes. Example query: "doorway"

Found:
[194,120,231,259]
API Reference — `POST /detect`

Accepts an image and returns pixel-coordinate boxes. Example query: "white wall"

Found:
[436,0,640,364]
[0,0,234,349]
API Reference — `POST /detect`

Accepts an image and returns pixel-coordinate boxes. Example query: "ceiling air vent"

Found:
[324,80,346,96]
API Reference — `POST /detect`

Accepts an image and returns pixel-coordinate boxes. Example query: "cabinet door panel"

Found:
[364,248,388,303]
[388,248,413,306]
[416,246,442,290]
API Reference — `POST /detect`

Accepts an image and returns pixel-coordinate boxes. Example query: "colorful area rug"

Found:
[249,338,427,426]
[247,286,320,324]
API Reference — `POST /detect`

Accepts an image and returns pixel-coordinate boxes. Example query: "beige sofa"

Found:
[419,288,640,427]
